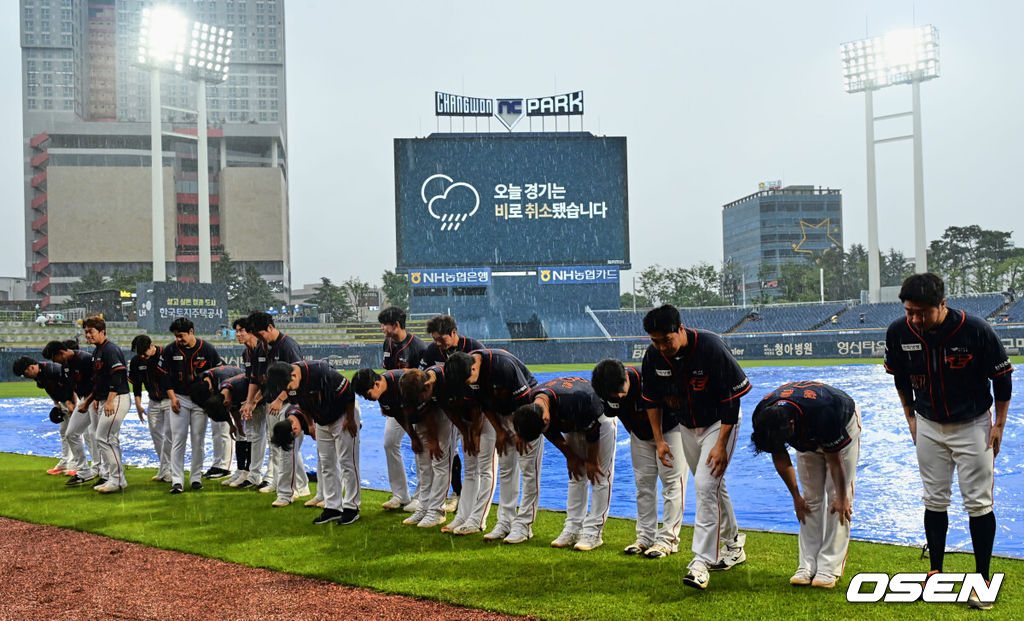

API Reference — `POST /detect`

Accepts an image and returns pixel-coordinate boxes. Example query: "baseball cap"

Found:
[49,406,64,424]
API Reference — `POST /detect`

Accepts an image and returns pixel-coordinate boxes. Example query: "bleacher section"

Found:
[946,293,1006,320]
[736,302,850,334]
[827,302,903,329]
[592,308,748,338]
[1001,297,1024,322]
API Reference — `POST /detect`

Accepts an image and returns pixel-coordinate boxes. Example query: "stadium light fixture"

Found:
[137,7,234,284]
[840,25,939,302]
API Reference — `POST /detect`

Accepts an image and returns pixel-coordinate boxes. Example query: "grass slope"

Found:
[0,453,1018,620]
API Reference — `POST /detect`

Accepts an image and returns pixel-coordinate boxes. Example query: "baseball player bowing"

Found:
[884,273,1012,611]
[512,376,617,551]
[750,381,860,588]
[592,358,687,560]
[641,305,751,590]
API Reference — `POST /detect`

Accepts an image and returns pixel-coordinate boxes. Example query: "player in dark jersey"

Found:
[513,376,616,551]
[641,305,751,590]
[592,358,687,559]
[266,360,361,524]
[157,317,223,493]
[202,372,251,482]
[884,273,1012,611]
[129,335,172,483]
[80,316,131,493]
[393,368,457,529]
[249,311,304,494]
[420,314,484,513]
[269,404,317,504]
[234,316,275,491]
[43,340,99,485]
[352,368,424,515]
[379,306,426,370]
[445,349,538,543]
[400,365,495,534]
[751,381,861,588]
[14,356,74,475]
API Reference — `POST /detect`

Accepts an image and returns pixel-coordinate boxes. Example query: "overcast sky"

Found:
[2,0,1023,292]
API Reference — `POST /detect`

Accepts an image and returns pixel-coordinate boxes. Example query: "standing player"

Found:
[378,306,426,511]
[592,358,687,559]
[445,349,538,543]
[43,340,98,485]
[351,368,423,515]
[158,317,223,493]
[512,376,616,551]
[420,314,484,514]
[129,335,172,482]
[13,356,74,475]
[884,273,1011,611]
[235,316,272,490]
[265,361,361,524]
[249,311,303,494]
[642,304,751,590]
[750,381,860,588]
[80,316,131,493]
[379,306,427,371]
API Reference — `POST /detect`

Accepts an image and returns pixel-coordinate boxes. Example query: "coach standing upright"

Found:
[884,273,1012,611]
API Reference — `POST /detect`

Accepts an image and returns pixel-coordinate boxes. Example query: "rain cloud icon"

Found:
[421,174,480,231]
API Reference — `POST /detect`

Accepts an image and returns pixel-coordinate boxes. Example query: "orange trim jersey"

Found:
[884,308,1013,423]
[753,381,856,453]
[640,328,750,428]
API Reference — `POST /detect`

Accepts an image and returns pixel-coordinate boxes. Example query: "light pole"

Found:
[137,8,232,284]
[841,26,939,302]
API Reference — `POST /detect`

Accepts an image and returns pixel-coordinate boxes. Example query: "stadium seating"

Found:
[735,302,849,334]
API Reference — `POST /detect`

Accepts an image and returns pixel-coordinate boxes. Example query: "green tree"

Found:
[637,263,729,308]
[307,277,353,322]
[107,268,153,293]
[232,265,281,313]
[344,277,372,309]
[71,269,106,295]
[381,270,410,309]
[212,252,242,303]
[619,292,651,310]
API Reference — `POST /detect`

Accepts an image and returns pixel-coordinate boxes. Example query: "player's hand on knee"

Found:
[793,495,810,524]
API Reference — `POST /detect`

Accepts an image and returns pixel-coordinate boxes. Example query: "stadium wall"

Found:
[5,326,1024,382]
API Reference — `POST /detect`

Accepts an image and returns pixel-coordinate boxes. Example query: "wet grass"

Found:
[0,452,1020,620]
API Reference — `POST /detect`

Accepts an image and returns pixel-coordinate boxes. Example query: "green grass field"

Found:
[0,453,1018,620]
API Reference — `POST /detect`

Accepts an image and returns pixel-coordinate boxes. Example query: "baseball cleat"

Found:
[503,526,534,545]
[623,540,650,555]
[444,494,460,513]
[271,498,291,507]
[65,474,97,486]
[416,510,448,528]
[452,523,481,536]
[92,478,108,488]
[304,496,324,507]
[811,574,837,589]
[483,523,511,542]
[190,481,203,491]
[47,468,66,475]
[401,499,420,513]
[790,568,814,586]
[551,529,580,549]
[403,509,428,525]
[441,518,466,534]
[256,481,274,493]
[573,535,603,551]
[312,509,344,525]
[710,533,747,571]
[381,495,404,510]
[683,560,710,590]
[644,542,674,559]
[94,482,124,494]
[337,509,360,525]
[169,483,184,494]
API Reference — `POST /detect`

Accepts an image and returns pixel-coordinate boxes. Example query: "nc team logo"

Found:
[495,98,525,131]
[420,174,480,231]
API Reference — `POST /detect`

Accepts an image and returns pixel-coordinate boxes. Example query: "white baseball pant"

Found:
[681,415,741,565]
[169,394,207,486]
[916,411,994,517]
[795,406,861,579]
[315,404,362,511]
[413,411,453,514]
[563,416,618,539]
[146,398,173,480]
[631,427,687,549]
[454,421,497,530]
[383,416,412,505]
[94,395,131,488]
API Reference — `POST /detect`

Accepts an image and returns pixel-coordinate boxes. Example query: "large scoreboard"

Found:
[394,134,629,270]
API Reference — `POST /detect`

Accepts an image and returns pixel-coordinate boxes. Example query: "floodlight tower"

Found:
[840,26,939,302]
[138,7,233,283]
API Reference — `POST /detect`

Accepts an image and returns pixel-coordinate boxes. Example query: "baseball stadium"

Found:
[4,2,1024,620]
